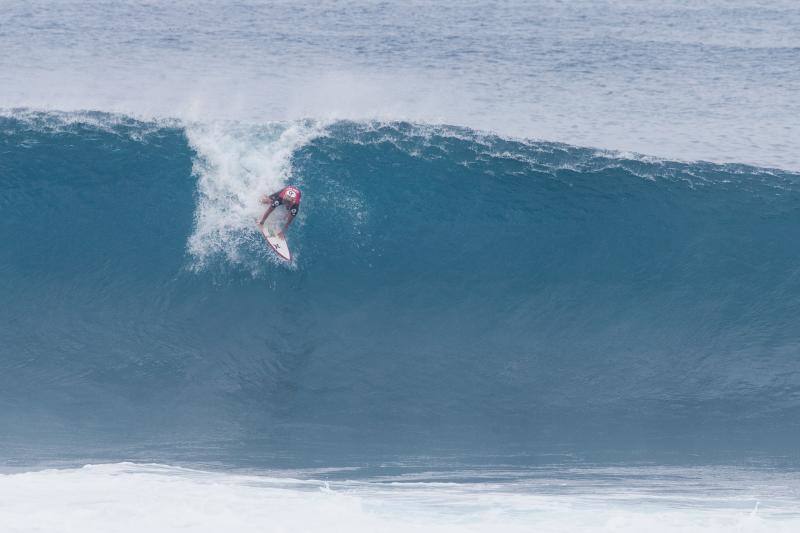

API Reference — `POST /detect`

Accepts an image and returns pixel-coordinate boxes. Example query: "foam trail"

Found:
[185,120,322,267]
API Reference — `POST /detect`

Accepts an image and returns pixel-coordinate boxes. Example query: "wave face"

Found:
[2,113,800,464]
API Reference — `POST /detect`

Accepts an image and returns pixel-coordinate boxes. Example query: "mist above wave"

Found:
[2,1,799,169]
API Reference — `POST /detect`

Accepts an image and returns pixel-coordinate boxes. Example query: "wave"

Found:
[2,111,800,464]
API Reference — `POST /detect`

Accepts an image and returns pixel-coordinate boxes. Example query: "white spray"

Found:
[185,120,323,267]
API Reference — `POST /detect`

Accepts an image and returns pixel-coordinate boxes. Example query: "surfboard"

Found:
[258,223,291,261]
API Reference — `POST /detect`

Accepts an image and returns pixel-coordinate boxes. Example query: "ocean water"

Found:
[2,1,800,531]
[2,0,800,168]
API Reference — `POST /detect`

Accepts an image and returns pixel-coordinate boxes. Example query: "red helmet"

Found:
[280,186,301,204]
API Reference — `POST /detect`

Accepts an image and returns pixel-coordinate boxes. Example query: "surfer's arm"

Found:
[282,211,295,231]
[258,193,283,225]
[281,203,299,232]
[260,191,283,204]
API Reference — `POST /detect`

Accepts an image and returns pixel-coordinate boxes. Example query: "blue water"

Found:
[2,113,799,467]
[2,2,800,530]
[2,1,800,168]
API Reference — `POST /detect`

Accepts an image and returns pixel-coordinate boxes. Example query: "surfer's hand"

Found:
[278,231,285,239]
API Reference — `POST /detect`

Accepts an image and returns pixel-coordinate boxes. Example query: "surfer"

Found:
[257,186,302,238]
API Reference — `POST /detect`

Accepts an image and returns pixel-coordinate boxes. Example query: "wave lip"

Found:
[4,1,800,169]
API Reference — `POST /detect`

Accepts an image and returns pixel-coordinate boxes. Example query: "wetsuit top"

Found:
[269,186,302,216]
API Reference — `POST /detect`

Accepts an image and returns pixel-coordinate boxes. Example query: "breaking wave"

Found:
[2,111,800,464]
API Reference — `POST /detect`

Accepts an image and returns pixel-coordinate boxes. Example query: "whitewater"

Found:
[3,1,800,531]
[2,463,799,533]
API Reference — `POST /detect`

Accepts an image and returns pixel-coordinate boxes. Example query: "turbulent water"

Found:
[2,1,800,530]
[2,463,799,533]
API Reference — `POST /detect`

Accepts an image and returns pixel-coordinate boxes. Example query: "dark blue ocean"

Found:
[3,113,800,464]
[2,1,800,530]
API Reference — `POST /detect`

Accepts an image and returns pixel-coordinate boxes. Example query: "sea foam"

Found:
[1,463,797,533]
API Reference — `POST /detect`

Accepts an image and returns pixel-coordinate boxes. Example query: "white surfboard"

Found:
[258,223,291,261]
